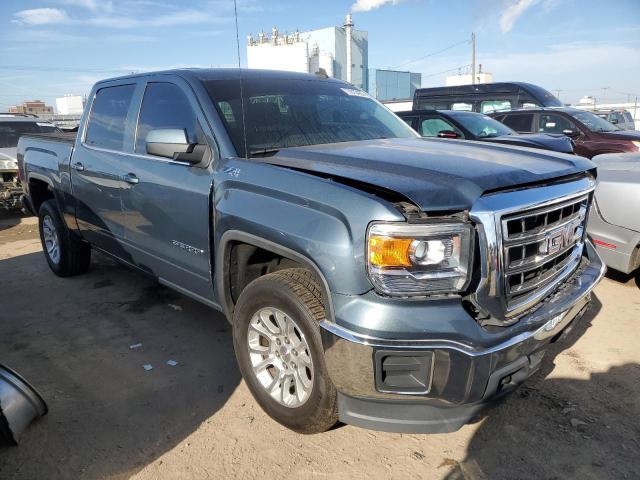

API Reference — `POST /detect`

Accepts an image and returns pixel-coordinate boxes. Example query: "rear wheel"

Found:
[38,200,91,277]
[232,268,338,433]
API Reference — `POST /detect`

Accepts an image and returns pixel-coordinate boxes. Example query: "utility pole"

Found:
[555,89,562,101]
[601,87,609,101]
[471,32,476,85]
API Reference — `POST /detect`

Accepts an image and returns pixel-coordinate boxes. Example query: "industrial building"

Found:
[247,15,368,90]
[8,100,53,115]
[368,69,421,101]
[445,65,493,86]
[55,94,85,115]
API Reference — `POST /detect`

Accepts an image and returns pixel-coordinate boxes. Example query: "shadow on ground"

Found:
[0,211,27,232]
[605,268,640,289]
[0,250,241,479]
[444,295,640,479]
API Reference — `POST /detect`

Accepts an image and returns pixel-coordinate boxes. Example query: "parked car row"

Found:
[399,82,640,277]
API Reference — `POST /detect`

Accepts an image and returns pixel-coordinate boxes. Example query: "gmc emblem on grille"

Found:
[543,218,583,254]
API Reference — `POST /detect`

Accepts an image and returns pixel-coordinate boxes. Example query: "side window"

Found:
[480,100,511,114]
[85,84,136,151]
[451,102,473,111]
[502,113,534,133]
[420,117,460,137]
[538,114,573,134]
[135,82,205,154]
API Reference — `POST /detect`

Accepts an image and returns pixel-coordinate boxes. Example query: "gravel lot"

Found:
[1,212,639,480]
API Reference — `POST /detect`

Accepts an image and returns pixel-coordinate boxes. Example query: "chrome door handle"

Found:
[71,162,85,171]
[123,173,139,185]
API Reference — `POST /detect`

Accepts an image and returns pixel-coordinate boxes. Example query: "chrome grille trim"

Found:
[469,176,596,325]
[501,194,588,311]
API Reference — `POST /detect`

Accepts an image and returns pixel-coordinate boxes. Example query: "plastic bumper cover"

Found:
[319,240,606,433]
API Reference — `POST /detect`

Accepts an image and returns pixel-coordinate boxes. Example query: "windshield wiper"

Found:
[249,147,280,158]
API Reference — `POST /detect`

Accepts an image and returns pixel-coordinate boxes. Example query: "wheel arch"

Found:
[215,230,335,325]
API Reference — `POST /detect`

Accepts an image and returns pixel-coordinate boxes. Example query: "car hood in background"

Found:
[260,137,594,211]
[597,130,640,141]
[485,134,574,154]
[0,147,18,172]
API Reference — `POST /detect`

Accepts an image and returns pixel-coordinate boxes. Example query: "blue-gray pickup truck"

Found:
[18,69,605,434]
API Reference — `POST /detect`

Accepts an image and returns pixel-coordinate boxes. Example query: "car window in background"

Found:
[0,121,61,148]
[521,102,539,109]
[538,114,574,134]
[480,100,511,113]
[623,111,635,128]
[502,113,534,133]
[449,112,513,138]
[85,84,136,151]
[420,117,459,137]
[205,78,418,157]
[135,82,205,154]
[570,111,620,132]
[401,116,417,128]
[451,102,472,111]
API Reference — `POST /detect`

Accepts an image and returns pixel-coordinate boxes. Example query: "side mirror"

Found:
[146,129,200,162]
[609,118,618,124]
[562,129,580,138]
[437,130,461,139]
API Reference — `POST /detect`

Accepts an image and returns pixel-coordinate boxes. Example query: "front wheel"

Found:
[232,268,338,433]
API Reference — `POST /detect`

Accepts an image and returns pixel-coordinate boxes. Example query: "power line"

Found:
[390,39,470,70]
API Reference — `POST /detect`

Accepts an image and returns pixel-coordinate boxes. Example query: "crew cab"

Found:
[18,69,605,434]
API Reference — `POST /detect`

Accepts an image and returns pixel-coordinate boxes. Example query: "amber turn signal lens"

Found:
[369,236,412,267]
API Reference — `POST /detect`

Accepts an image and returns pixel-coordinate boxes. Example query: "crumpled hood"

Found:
[0,148,18,172]
[487,134,574,154]
[261,137,594,211]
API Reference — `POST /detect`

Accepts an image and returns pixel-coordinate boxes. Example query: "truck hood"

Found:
[597,130,640,141]
[0,147,18,172]
[261,138,594,211]
[486,134,574,154]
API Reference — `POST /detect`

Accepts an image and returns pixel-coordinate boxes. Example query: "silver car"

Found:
[588,153,640,274]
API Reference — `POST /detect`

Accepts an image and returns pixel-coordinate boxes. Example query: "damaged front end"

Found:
[0,158,22,211]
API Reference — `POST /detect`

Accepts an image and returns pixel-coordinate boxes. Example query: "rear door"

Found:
[118,78,215,301]
[72,81,137,254]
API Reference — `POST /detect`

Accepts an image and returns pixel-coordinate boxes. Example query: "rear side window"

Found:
[135,82,205,154]
[502,113,534,133]
[85,84,135,151]
[480,100,511,114]
[538,114,573,134]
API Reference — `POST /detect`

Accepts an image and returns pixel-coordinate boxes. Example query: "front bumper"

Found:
[319,240,606,433]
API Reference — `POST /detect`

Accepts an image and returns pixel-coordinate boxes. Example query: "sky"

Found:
[1,0,639,111]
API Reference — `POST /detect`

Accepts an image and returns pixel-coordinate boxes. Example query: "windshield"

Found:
[570,111,620,132]
[204,77,418,157]
[0,121,61,148]
[447,111,514,138]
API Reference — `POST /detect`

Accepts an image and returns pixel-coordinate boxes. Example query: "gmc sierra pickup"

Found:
[18,69,605,434]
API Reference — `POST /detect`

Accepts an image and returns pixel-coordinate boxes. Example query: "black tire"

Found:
[232,268,338,434]
[38,199,91,277]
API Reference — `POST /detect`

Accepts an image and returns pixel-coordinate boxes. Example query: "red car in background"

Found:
[490,107,640,158]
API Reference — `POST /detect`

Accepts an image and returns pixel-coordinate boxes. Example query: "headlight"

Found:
[632,141,640,150]
[367,222,474,296]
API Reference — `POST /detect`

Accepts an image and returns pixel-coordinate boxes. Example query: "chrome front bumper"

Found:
[319,240,606,433]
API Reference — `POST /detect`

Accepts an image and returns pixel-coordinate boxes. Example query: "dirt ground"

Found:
[0,212,638,480]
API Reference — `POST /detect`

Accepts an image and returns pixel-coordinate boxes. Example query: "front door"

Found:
[118,80,214,301]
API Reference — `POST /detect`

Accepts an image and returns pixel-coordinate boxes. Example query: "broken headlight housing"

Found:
[367,222,474,296]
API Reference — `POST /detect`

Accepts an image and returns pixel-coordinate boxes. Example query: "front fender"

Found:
[212,159,404,317]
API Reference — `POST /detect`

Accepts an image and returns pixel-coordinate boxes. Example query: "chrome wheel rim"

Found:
[247,307,314,408]
[42,215,60,264]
